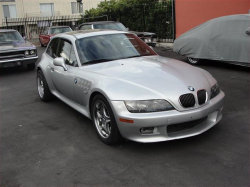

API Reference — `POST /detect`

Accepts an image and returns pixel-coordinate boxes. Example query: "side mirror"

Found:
[53,57,68,71]
[126,27,129,31]
[23,36,26,40]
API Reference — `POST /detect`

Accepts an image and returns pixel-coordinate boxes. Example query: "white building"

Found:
[0,0,104,23]
[0,0,106,40]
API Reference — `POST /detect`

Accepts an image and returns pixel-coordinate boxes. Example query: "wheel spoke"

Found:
[103,107,110,118]
[96,111,102,119]
[100,104,104,116]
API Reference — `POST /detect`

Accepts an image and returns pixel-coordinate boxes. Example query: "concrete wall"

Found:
[175,0,250,38]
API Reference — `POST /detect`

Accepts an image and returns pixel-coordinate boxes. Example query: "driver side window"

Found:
[46,38,59,58]
[57,39,78,67]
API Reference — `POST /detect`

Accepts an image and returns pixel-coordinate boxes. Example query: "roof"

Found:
[0,29,17,32]
[79,21,119,25]
[56,29,128,39]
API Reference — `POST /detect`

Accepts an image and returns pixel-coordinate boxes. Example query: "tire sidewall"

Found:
[37,70,53,102]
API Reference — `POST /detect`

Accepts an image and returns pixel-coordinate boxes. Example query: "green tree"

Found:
[80,0,173,39]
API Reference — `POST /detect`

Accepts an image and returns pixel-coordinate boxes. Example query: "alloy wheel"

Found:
[93,100,112,139]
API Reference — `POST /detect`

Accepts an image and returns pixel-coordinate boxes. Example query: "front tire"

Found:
[91,94,123,145]
[37,70,54,102]
[187,57,200,65]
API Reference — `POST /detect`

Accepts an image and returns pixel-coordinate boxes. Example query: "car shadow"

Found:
[195,59,250,72]
[0,66,34,76]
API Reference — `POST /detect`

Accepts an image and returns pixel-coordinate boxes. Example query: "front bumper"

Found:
[110,91,225,143]
[0,56,38,68]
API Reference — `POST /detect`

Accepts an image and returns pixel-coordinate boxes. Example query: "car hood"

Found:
[0,41,36,52]
[82,56,216,109]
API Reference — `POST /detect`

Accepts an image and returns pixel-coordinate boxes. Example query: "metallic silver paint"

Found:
[37,30,225,143]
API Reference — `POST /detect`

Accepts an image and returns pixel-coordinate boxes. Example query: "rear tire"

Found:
[37,70,54,102]
[187,57,200,65]
[91,94,123,145]
[27,63,35,70]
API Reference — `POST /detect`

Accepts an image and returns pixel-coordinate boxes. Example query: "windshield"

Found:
[93,22,127,31]
[0,31,23,43]
[76,33,157,65]
[49,27,72,34]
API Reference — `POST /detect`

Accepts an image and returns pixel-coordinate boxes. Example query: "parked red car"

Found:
[39,26,72,47]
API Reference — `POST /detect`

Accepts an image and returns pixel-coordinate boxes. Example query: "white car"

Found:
[37,30,225,145]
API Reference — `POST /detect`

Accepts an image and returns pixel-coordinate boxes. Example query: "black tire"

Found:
[27,63,35,70]
[91,94,123,145]
[39,39,45,47]
[37,70,54,102]
[187,57,200,65]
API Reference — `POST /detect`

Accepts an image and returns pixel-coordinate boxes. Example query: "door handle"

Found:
[51,67,54,72]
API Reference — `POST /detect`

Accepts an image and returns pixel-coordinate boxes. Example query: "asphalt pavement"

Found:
[0,47,249,187]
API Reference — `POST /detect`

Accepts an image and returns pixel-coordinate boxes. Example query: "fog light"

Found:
[16,61,21,66]
[140,127,154,134]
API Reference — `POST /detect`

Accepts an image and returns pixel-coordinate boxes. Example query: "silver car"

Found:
[37,30,225,145]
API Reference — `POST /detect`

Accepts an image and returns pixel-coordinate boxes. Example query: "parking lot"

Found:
[0,46,249,186]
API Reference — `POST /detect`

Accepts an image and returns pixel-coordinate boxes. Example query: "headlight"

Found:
[124,100,174,113]
[144,38,151,43]
[211,83,220,99]
[24,51,29,56]
[30,50,35,55]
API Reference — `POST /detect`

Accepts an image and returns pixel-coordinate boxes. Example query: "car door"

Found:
[50,38,78,102]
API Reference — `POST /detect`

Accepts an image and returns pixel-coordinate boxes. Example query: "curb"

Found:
[156,43,173,50]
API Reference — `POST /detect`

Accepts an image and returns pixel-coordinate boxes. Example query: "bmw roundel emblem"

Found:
[188,86,195,91]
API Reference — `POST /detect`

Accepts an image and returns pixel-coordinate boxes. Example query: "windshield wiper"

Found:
[83,55,142,65]
[121,55,141,59]
[83,58,115,65]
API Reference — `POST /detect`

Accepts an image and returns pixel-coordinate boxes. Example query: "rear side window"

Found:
[46,38,59,58]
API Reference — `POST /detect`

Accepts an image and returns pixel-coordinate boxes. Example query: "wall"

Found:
[175,0,250,38]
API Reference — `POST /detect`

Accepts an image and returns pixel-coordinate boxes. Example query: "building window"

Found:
[2,5,17,18]
[71,2,83,14]
[40,3,54,16]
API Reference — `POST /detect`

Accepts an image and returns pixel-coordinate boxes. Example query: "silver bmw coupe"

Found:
[37,30,225,145]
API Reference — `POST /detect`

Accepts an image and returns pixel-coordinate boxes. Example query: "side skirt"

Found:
[51,90,91,119]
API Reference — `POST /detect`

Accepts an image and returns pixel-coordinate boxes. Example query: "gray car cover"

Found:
[173,14,250,64]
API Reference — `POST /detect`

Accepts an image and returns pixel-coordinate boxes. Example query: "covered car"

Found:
[173,14,250,66]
